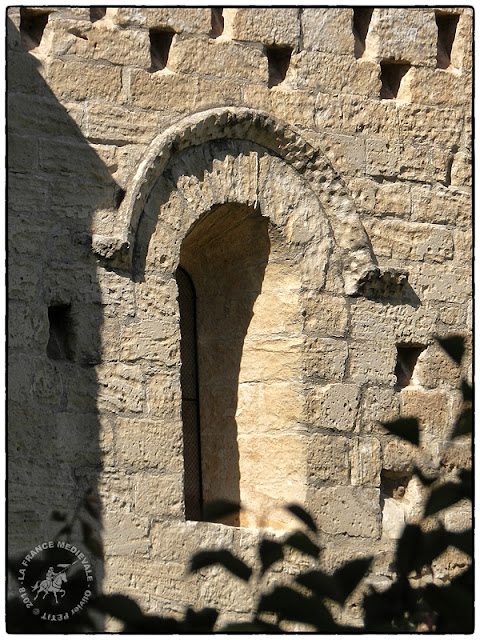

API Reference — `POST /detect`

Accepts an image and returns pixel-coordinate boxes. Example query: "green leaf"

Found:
[202,499,241,523]
[452,406,472,438]
[435,335,465,365]
[424,482,467,516]
[259,538,284,575]
[285,504,318,533]
[284,531,321,559]
[380,417,419,446]
[189,550,252,582]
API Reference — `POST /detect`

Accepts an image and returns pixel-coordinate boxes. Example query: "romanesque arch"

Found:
[92,107,379,295]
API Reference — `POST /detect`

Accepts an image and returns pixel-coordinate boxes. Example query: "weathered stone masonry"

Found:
[8,6,472,626]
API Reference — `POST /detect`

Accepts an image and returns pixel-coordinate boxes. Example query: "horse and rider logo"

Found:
[31,562,78,604]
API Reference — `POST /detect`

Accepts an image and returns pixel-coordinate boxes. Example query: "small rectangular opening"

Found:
[266,45,293,88]
[90,7,107,23]
[210,8,224,38]
[149,29,174,72]
[20,8,49,51]
[47,305,75,361]
[380,60,411,99]
[352,7,373,59]
[394,344,426,390]
[435,12,459,69]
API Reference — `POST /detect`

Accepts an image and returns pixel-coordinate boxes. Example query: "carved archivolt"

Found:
[92,107,379,294]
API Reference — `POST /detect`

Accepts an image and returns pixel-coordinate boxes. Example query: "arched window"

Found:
[176,266,202,521]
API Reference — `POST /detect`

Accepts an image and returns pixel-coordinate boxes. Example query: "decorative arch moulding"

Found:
[91,107,406,296]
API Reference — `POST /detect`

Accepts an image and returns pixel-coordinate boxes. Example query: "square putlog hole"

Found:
[20,8,49,51]
[379,61,411,99]
[210,8,224,38]
[394,344,426,390]
[266,45,293,88]
[90,7,107,23]
[47,305,75,361]
[435,12,459,69]
[353,7,373,59]
[149,29,174,71]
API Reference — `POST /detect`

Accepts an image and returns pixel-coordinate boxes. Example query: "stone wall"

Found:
[8,6,472,626]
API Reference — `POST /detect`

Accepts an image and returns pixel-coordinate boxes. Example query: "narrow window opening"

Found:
[89,7,106,23]
[47,305,75,361]
[352,7,373,59]
[177,267,203,521]
[149,29,174,72]
[266,45,293,88]
[210,8,224,38]
[380,60,411,99]
[394,344,426,390]
[20,8,49,51]
[435,11,459,69]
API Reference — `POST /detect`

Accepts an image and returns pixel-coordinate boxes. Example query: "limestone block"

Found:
[102,510,151,557]
[227,8,300,47]
[141,8,211,34]
[363,217,454,263]
[243,84,315,128]
[318,132,365,177]
[168,36,267,83]
[373,181,412,217]
[134,472,184,519]
[302,8,354,55]
[47,58,124,102]
[359,386,401,434]
[364,8,437,67]
[236,381,304,433]
[349,436,381,486]
[7,51,48,94]
[382,439,416,473]
[8,173,48,215]
[85,24,150,67]
[411,264,471,304]
[401,389,450,443]
[8,302,46,351]
[402,67,472,109]
[114,417,182,471]
[55,412,113,465]
[308,384,360,431]
[8,133,38,173]
[366,138,433,182]
[96,363,145,414]
[308,433,349,484]
[315,93,399,138]
[8,93,85,137]
[238,337,303,383]
[85,103,162,145]
[410,183,472,229]
[348,341,396,386]
[144,370,182,421]
[396,104,462,149]
[413,343,462,389]
[39,138,111,182]
[450,151,472,187]
[118,318,178,363]
[310,486,381,538]
[128,67,202,112]
[188,75,242,112]
[303,293,348,338]
[48,174,115,215]
[304,338,348,382]
[442,503,472,533]
[453,229,473,267]
[293,52,380,97]
[238,433,307,528]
